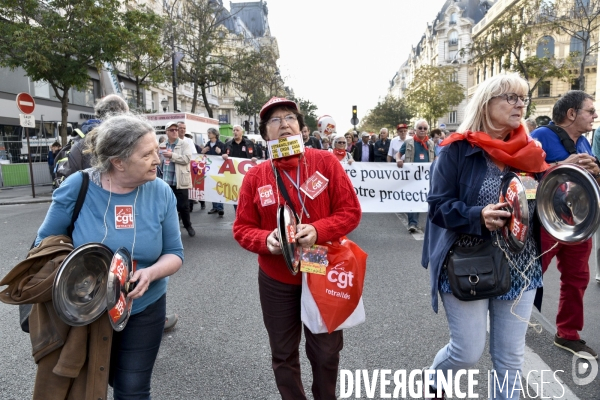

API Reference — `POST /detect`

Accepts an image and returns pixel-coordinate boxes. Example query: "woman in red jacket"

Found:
[233,97,361,400]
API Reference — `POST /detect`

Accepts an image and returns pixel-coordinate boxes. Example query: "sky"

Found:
[263,0,449,131]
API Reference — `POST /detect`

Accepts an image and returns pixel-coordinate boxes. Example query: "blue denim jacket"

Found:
[421,140,492,312]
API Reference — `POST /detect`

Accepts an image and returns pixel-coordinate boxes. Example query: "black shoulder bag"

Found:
[444,235,512,301]
[544,124,577,155]
[19,171,89,333]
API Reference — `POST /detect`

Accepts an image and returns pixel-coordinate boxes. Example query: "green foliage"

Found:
[469,0,571,117]
[359,95,413,132]
[404,65,464,127]
[0,0,129,143]
[122,7,170,110]
[290,97,319,131]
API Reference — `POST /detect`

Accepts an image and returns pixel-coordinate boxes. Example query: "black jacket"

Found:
[202,140,226,156]
[225,138,255,158]
[304,137,321,149]
[374,139,390,162]
[353,141,375,162]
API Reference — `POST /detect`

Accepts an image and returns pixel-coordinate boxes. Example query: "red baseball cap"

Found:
[260,97,299,119]
[397,123,408,129]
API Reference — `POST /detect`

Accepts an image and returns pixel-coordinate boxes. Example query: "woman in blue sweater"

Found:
[36,114,183,399]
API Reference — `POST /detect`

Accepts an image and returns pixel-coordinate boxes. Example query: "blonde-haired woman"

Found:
[421,73,549,399]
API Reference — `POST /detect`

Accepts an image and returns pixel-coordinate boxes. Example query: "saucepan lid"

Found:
[277,204,301,275]
[537,164,600,243]
[106,247,135,332]
[53,243,112,326]
[498,172,530,253]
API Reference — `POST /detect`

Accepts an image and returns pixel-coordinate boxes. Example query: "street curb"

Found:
[0,199,53,206]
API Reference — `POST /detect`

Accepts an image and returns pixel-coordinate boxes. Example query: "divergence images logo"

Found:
[327,264,354,289]
[572,353,598,386]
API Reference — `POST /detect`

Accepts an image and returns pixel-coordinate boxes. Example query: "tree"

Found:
[290,97,319,131]
[545,0,600,91]
[174,0,253,117]
[0,0,129,144]
[469,0,571,117]
[121,7,170,111]
[233,45,285,132]
[404,65,464,127]
[358,95,413,132]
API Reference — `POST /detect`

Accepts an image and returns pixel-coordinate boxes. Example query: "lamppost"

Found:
[161,98,168,113]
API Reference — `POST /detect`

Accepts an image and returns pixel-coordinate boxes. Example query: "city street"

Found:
[0,201,598,399]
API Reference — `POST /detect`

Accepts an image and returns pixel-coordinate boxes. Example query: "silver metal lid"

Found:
[52,243,112,326]
[537,164,600,243]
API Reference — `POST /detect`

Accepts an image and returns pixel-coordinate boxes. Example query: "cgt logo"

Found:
[115,206,134,229]
[327,264,354,289]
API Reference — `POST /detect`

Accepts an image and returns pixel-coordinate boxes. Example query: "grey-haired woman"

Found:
[36,113,183,399]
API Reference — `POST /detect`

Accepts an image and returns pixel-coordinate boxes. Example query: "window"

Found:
[537,36,555,58]
[449,31,458,46]
[33,81,51,99]
[449,13,457,25]
[449,111,457,124]
[538,81,551,97]
[570,32,589,56]
[450,71,459,82]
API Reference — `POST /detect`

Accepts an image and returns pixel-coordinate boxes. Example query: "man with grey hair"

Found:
[202,127,226,216]
[397,119,435,233]
[525,117,537,133]
[352,132,374,161]
[374,128,390,162]
[56,94,130,183]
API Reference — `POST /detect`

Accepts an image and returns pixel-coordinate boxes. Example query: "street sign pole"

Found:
[16,93,36,198]
[25,126,35,198]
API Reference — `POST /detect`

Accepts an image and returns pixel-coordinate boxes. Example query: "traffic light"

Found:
[352,106,357,117]
[244,120,250,132]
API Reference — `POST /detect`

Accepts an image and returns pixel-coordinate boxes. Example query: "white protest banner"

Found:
[342,162,431,213]
[188,155,431,212]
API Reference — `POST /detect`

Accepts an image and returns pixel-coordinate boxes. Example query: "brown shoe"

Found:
[554,334,598,359]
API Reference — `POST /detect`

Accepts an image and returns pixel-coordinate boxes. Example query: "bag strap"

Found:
[67,171,89,237]
[275,170,300,223]
[545,124,577,155]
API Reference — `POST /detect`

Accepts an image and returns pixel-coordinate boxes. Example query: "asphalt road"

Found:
[0,204,598,399]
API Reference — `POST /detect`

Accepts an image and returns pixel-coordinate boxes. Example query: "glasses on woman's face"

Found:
[496,93,530,106]
[267,114,298,127]
[336,141,347,145]
[416,126,428,131]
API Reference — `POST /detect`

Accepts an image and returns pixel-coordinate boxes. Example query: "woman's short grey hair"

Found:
[458,73,529,133]
[85,113,154,173]
[207,127,219,138]
[94,94,130,119]
[413,119,429,129]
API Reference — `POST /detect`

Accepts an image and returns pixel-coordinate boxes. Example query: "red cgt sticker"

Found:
[300,171,329,200]
[115,206,134,229]
[258,185,276,207]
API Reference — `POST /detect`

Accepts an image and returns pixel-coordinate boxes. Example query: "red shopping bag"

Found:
[306,236,367,333]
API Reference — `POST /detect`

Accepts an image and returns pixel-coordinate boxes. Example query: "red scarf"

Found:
[273,154,301,170]
[413,135,429,150]
[334,149,347,161]
[442,125,549,173]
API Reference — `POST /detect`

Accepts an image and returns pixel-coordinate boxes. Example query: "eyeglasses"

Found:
[267,114,298,127]
[336,141,347,145]
[579,108,597,115]
[416,126,428,130]
[496,93,530,106]
[166,128,178,133]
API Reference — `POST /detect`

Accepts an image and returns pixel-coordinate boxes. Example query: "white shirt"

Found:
[388,137,405,160]
[184,137,197,154]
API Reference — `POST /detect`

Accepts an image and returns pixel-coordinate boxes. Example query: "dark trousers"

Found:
[258,269,343,400]
[541,227,591,340]
[170,186,192,229]
[109,294,166,399]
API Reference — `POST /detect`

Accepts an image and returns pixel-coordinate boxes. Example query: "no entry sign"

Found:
[16,92,35,114]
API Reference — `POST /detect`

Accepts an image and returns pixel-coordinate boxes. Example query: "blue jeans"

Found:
[109,294,166,399]
[428,290,535,400]
[212,202,224,211]
[406,212,419,226]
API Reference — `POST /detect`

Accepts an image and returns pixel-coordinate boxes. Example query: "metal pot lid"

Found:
[106,247,134,332]
[53,243,112,326]
[537,164,600,243]
[277,204,301,275]
[498,172,530,253]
